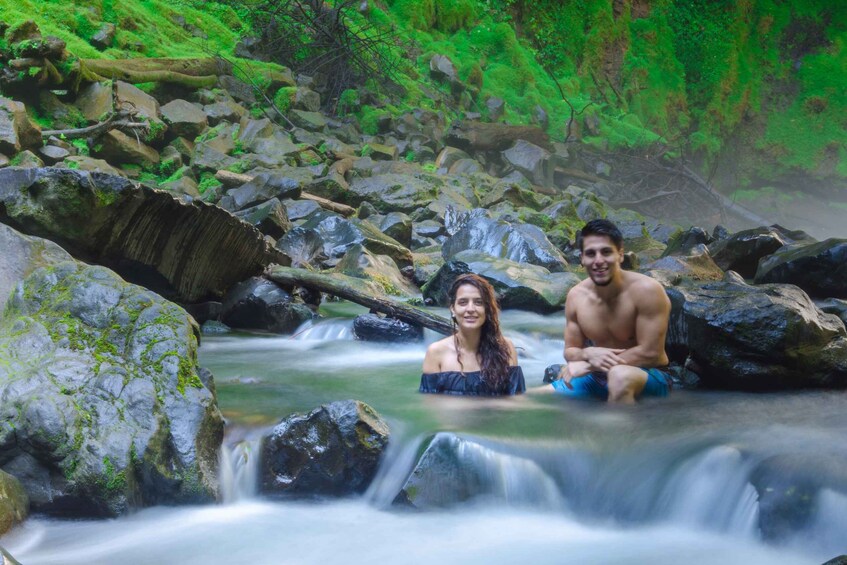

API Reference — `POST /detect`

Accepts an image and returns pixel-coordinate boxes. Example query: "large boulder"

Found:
[275,226,327,268]
[260,400,389,496]
[346,173,440,213]
[665,281,847,390]
[0,167,287,303]
[0,251,223,516]
[754,239,847,299]
[221,277,313,333]
[233,198,291,239]
[423,250,580,313]
[441,212,567,272]
[706,227,786,278]
[95,129,160,169]
[220,172,301,212]
[0,470,28,535]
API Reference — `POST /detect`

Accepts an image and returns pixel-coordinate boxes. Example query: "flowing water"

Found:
[4,302,847,564]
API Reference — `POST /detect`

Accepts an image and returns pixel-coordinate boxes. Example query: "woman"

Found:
[420,274,525,396]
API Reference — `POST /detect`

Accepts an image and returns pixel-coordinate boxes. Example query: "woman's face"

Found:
[451,284,486,331]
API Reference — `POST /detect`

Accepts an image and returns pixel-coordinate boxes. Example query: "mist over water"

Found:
[4,307,846,564]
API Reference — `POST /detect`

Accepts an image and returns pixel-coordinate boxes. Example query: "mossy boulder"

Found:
[260,400,389,497]
[0,249,223,516]
[0,470,29,535]
[0,97,42,156]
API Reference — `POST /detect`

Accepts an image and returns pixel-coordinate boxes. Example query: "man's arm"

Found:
[562,290,623,378]
[617,280,671,367]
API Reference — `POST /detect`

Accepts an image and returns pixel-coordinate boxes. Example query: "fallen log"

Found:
[78,57,231,89]
[214,170,356,217]
[265,265,453,335]
[445,121,552,152]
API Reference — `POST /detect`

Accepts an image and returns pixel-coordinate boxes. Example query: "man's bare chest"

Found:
[576,299,638,345]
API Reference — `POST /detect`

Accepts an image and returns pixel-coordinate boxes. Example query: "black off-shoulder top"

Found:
[419,366,526,396]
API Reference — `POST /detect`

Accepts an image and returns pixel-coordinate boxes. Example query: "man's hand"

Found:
[557,361,592,389]
[584,347,626,371]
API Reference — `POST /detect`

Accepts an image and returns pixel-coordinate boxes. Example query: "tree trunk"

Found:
[78,58,231,88]
[445,121,552,152]
[265,266,453,335]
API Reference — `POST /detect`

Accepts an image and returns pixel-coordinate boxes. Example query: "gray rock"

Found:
[203,100,248,126]
[96,129,160,169]
[817,298,847,326]
[0,97,42,155]
[219,75,257,105]
[0,251,223,516]
[260,400,389,496]
[294,88,321,112]
[221,277,313,333]
[379,212,412,247]
[665,281,847,390]
[275,226,327,268]
[289,110,328,132]
[423,250,580,313]
[115,81,165,139]
[62,156,124,176]
[502,140,552,186]
[755,239,847,299]
[161,99,209,139]
[90,22,116,50]
[434,146,471,171]
[74,81,114,123]
[448,159,483,175]
[334,244,418,297]
[353,314,423,343]
[283,198,322,222]
[223,173,301,211]
[234,197,291,239]
[662,227,713,257]
[486,97,505,121]
[643,245,725,283]
[429,54,458,82]
[347,173,441,213]
[191,141,238,172]
[442,213,567,272]
[707,227,786,278]
[38,145,70,165]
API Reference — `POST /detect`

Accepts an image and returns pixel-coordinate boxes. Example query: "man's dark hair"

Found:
[577,219,624,252]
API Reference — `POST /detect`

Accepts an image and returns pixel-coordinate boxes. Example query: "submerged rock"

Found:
[0,234,223,516]
[353,313,423,343]
[260,400,389,496]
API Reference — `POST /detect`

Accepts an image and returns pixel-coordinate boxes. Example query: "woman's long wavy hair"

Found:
[448,274,511,391]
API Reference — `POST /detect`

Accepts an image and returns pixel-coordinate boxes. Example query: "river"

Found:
[3,302,846,564]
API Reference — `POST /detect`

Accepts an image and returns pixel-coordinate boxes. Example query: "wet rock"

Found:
[0,470,28,535]
[353,313,423,343]
[754,239,847,299]
[201,320,230,334]
[423,250,580,313]
[335,244,418,298]
[0,167,286,302]
[707,226,786,278]
[643,245,725,283]
[661,227,713,257]
[283,198,322,222]
[275,226,327,268]
[414,220,444,240]
[233,197,291,239]
[442,213,567,272]
[221,277,313,333]
[0,97,42,154]
[379,212,412,247]
[665,280,847,390]
[816,298,847,326]
[292,211,413,268]
[543,364,563,384]
[221,173,301,212]
[160,99,208,139]
[0,243,223,516]
[260,400,389,496]
[346,173,438,213]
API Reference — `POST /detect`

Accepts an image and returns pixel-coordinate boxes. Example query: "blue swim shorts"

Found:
[551,367,673,400]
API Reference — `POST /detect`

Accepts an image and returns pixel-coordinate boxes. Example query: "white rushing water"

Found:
[3,308,846,564]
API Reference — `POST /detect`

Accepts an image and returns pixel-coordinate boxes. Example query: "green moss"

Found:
[197,173,222,194]
[273,86,296,114]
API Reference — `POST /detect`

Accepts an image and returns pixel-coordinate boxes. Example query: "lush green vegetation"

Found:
[2,0,844,186]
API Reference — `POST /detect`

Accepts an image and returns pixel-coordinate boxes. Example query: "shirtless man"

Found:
[550,219,672,403]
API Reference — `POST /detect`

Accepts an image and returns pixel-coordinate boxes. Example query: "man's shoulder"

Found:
[624,271,669,307]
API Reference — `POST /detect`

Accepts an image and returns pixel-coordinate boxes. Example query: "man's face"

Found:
[580,234,623,287]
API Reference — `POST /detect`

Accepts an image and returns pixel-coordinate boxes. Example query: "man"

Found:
[550,219,672,403]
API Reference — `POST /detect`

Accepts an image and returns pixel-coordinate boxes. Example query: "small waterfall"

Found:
[291,319,354,341]
[219,436,263,504]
